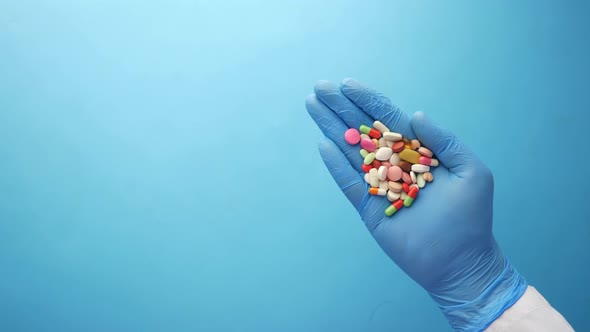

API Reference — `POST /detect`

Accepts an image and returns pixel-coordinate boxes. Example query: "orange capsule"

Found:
[369,188,386,196]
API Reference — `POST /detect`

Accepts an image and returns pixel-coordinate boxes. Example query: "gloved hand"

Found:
[305,78,528,332]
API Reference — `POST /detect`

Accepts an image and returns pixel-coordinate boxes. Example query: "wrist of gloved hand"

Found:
[429,245,528,332]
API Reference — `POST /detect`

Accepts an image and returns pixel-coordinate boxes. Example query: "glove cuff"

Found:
[436,257,528,332]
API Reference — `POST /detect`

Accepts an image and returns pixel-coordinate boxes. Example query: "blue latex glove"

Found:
[305,78,528,332]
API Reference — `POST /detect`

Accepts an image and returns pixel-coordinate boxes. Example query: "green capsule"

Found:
[384,205,396,216]
[359,125,371,134]
[385,200,404,217]
[363,152,375,165]
[385,204,402,216]
[404,196,414,207]
[360,149,369,158]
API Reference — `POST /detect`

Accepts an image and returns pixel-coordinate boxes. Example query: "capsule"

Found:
[373,121,390,133]
[419,156,439,166]
[383,132,402,141]
[402,182,410,193]
[364,152,376,165]
[404,187,419,207]
[369,187,387,196]
[368,128,381,139]
[359,125,371,135]
[361,164,373,173]
[385,199,404,216]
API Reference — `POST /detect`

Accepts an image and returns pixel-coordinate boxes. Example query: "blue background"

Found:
[1,1,589,331]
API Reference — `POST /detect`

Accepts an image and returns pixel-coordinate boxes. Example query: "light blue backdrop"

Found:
[1,1,588,331]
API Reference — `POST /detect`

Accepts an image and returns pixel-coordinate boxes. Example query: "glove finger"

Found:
[306,94,364,172]
[318,137,366,210]
[411,111,478,177]
[314,80,375,130]
[340,78,414,138]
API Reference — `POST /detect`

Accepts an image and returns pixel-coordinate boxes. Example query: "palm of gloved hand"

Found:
[306,78,504,305]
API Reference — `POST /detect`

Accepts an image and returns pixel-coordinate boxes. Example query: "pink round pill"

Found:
[360,138,376,152]
[402,172,412,184]
[387,166,402,181]
[344,128,361,145]
[418,147,433,157]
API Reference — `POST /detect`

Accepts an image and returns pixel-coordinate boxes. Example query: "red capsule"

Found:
[418,156,439,167]
[419,156,432,165]
[368,128,381,139]
[393,199,404,210]
[402,182,410,193]
[408,187,419,199]
[362,164,373,173]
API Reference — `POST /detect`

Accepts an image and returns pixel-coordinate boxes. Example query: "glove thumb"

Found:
[411,111,477,176]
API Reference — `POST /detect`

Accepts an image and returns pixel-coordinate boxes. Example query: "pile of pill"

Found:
[344,121,439,216]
